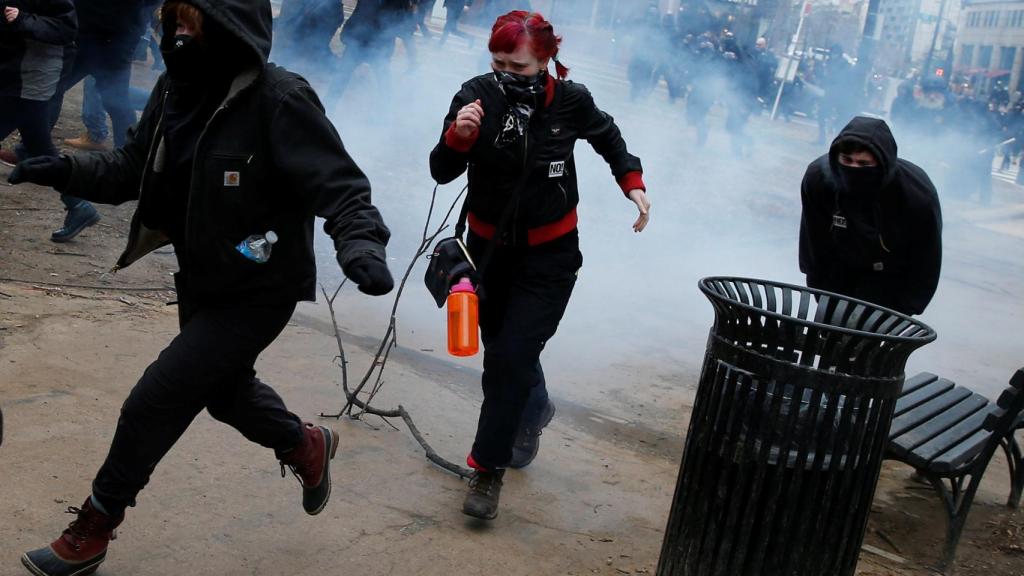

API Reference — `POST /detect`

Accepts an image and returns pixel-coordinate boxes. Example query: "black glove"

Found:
[341,256,394,296]
[8,155,72,190]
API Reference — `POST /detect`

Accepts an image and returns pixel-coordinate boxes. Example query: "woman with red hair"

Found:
[430,10,650,520]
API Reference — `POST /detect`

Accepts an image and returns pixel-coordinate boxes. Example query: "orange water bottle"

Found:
[447,277,479,356]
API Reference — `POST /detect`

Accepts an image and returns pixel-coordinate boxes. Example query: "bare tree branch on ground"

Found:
[320,184,473,479]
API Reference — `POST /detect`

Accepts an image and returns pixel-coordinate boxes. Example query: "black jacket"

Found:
[799,117,942,315]
[429,74,643,241]
[340,0,408,46]
[274,0,344,60]
[0,0,76,100]
[75,0,156,41]
[62,0,390,304]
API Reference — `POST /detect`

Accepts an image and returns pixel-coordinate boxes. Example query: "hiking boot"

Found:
[280,423,339,515]
[63,133,109,152]
[462,468,505,520]
[21,498,123,576]
[0,148,18,167]
[510,400,556,469]
[51,202,100,243]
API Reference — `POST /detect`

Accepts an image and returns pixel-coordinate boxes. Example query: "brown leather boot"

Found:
[63,133,109,152]
[21,497,123,576]
[279,423,339,515]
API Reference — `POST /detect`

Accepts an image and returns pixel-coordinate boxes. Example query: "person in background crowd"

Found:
[66,5,163,153]
[272,0,345,73]
[41,0,161,243]
[9,2,393,574]
[0,0,76,169]
[751,37,777,109]
[438,0,468,45]
[324,0,405,108]
[414,0,437,39]
[816,44,859,144]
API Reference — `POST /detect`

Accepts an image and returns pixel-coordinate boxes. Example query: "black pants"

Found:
[0,97,84,210]
[50,35,137,148]
[467,230,582,469]
[439,3,467,44]
[91,291,304,516]
[416,0,437,32]
[324,40,393,109]
[0,96,57,158]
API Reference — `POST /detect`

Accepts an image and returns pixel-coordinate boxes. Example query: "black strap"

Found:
[456,85,560,286]
[453,197,470,239]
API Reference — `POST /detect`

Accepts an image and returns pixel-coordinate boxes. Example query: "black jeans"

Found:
[467,230,582,469]
[0,96,57,158]
[91,288,304,516]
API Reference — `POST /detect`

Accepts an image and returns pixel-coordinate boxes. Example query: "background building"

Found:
[954,0,1024,95]
[878,0,961,74]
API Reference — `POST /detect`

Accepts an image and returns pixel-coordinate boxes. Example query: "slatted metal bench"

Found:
[885,369,1024,570]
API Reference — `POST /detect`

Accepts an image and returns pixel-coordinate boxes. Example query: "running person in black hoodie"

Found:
[430,10,650,520]
[799,116,942,316]
[10,2,393,575]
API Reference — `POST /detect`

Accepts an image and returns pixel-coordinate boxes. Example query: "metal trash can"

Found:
[657,277,936,576]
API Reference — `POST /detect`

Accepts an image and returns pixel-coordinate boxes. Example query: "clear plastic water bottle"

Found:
[236,231,278,263]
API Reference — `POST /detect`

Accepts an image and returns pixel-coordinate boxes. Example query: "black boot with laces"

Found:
[462,468,505,520]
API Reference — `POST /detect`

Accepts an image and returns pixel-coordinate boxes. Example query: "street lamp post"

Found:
[770,0,811,120]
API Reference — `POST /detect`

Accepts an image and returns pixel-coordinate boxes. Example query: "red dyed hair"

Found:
[161,2,205,40]
[488,11,570,79]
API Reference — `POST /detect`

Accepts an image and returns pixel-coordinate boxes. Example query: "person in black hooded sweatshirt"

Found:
[799,116,942,316]
[9,1,393,575]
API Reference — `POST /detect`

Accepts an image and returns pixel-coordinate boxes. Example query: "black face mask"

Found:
[837,164,884,195]
[493,70,546,105]
[162,34,207,81]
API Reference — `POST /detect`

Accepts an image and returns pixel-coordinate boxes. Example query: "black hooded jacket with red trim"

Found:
[429,73,644,246]
[799,116,942,316]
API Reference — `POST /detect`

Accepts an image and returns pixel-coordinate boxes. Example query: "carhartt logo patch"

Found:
[551,127,561,135]
[832,214,847,229]
[873,262,885,271]
[224,171,241,187]
[548,161,565,178]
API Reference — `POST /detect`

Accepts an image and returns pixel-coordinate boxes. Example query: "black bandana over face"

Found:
[837,164,884,197]
[162,34,207,81]
[493,70,547,148]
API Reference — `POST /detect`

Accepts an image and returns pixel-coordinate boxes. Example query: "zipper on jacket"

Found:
[184,104,229,273]
[514,130,527,247]
[111,88,169,273]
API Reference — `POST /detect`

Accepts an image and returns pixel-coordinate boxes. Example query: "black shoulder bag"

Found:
[424,98,556,307]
